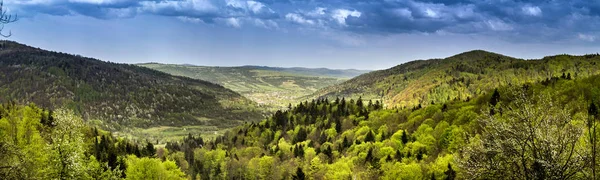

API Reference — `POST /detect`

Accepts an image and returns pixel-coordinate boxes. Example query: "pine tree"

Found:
[144,141,156,157]
[293,167,305,180]
[294,127,307,143]
[444,164,456,180]
[490,89,500,106]
[365,148,374,163]
[365,130,375,143]
[395,150,403,162]
[342,136,350,149]
[589,102,598,179]
[401,130,409,144]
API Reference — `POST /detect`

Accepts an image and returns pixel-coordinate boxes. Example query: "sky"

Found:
[2,0,600,70]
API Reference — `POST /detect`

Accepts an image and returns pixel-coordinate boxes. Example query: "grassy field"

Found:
[113,125,229,144]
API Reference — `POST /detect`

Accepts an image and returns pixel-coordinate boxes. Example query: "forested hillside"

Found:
[0,103,187,179]
[139,63,368,110]
[161,72,600,179]
[0,41,262,131]
[3,47,600,179]
[313,50,600,109]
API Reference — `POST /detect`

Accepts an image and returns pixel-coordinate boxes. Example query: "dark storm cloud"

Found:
[6,0,600,41]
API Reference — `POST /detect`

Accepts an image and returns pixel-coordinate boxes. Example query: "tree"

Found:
[0,0,17,37]
[48,109,89,179]
[458,92,587,179]
[125,155,186,180]
[0,105,49,179]
[342,136,350,149]
[293,167,305,180]
[144,141,156,157]
[401,130,409,144]
[395,150,403,162]
[588,101,598,179]
[490,88,500,106]
[294,127,307,143]
[365,130,375,143]
[444,164,456,180]
[489,89,501,115]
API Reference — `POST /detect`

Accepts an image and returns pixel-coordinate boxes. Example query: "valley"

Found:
[2,41,600,179]
[0,41,264,142]
[139,63,369,111]
[2,0,597,178]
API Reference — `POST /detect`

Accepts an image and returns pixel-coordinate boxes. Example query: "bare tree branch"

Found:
[0,0,17,37]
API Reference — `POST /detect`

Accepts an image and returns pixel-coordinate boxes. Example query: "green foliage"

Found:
[125,155,186,180]
[0,102,185,180]
[0,41,263,132]
[157,70,600,179]
[47,109,89,179]
[0,103,50,179]
[5,48,600,179]
[313,50,600,109]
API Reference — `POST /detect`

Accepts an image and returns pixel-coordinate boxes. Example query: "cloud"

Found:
[285,13,314,25]
[522,6,542,16]
[306,7,327,17]
[4,0,600,43]
[8,0,278,26]
[253,19,278,29]
[486,19,513,31]
[331,9,361,26]
[578,33,597,42]
[225,17,241,28]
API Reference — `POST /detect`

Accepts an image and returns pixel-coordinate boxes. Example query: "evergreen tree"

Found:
[145,141,156,157]
[365,148,374,163]
[293,167,305,180]
[342,136,350,149]
[589,101,599,179]
[365,130,375,143]
[444,164,456,180]
[490,89,500,106]
[401,130,409,144]
[395,150,403,162]
[294,127,307,143]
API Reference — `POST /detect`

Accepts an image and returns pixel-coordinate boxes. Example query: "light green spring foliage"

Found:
[87,155,123,180]
[0,104,185,180]
[48,109,88,179]
[0,104,49,179]
[125,155,186,180]
[165,74,600,179]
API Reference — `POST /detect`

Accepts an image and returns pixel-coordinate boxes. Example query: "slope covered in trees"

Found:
[313,50,600,109]
[138,63,369,110]
[161,71,600,179]
[0,102,187,179]
[0,41,262,130]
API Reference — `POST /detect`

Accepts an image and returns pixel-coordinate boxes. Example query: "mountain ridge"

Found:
[0,40,263,130]
[312,50,600,108]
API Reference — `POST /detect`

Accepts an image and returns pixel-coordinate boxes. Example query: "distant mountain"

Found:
[0,41,262,130]
[138,63,370,110]
[239,65,370,79]
[312,50,600,108]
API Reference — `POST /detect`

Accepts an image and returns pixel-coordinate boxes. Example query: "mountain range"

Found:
[3,40,600,179]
